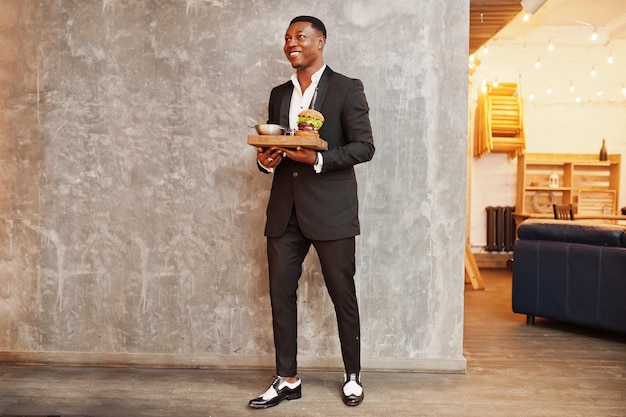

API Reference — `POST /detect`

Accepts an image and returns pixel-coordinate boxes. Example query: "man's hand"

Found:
[257,146,285,168]
[279,146,317,165]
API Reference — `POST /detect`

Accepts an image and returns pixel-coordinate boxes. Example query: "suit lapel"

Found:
[279,86,291,127]
[314,66,333,112]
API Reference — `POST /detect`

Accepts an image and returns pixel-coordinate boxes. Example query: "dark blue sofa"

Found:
[512,219,626,334]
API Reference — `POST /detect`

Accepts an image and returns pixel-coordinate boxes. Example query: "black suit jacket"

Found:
[263,67,375,241]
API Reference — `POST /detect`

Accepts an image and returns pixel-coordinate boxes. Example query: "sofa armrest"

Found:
[517,219,625,247]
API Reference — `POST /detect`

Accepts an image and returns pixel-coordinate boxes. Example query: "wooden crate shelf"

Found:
[516,153,621,215]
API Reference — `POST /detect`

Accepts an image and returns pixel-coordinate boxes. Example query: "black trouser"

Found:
[267,216,361,377]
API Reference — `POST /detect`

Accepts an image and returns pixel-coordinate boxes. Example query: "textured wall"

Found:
[0,0,468,372]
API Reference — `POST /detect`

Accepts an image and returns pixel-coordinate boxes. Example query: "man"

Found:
[249,16,375,409]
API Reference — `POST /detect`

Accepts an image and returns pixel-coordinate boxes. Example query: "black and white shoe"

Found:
[249,376,301,409]
[342,373,364,406]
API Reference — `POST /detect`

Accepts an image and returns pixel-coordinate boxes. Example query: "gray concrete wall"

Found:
[0,0,468,372]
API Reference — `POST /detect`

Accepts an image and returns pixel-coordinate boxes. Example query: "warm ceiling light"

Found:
[591,28,598,41]
[547,40,554,51]
[523,13,530,22]
[607,53,614,64]
[534,58,541,69]
[482,46,489,55]
[520,0,547,14]
[591,65,597,77]
[569,82,575,93]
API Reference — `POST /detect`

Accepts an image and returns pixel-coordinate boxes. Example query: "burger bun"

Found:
[297,109,325,122]
[294,130,319,136]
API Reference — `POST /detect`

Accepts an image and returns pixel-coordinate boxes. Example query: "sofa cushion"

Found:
[517,219,626,247]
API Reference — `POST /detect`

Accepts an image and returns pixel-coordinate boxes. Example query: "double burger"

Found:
[296,109,324,136]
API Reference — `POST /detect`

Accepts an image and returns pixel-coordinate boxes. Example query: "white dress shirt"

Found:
[289,65,326,173]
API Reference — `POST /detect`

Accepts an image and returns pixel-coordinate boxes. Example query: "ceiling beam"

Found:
[470,0,523,54]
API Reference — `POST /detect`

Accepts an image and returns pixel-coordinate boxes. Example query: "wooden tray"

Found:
[247,135,328,150]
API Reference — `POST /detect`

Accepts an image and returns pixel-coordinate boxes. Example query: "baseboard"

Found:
[0,351,466,374]
[473,252,512,269]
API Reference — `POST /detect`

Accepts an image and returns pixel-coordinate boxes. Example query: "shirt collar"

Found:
[290,64,327,90]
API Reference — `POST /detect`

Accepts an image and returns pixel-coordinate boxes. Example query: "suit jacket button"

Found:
[292,172,299,178]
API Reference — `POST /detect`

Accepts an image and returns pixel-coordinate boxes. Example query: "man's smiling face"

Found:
[283,21,325,71]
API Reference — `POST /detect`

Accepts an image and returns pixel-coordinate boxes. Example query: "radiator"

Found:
[485,206,516,252]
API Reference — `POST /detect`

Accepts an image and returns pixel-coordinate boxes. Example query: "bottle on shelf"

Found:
[599,139,608,161]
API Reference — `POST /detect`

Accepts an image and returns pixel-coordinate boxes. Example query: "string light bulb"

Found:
[482,46,489,55]
[523,13,530,22]
[547,39,554,51]
[534,58,541,69]
[546,86,552,95]
[591,65,597,77]
[607,53,614,64]
[621,84,626,95]
[591,27,598,41]
[569,82,575,93]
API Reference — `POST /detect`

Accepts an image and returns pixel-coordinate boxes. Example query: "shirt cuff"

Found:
[313,152,323,173]
[257,159,274,174]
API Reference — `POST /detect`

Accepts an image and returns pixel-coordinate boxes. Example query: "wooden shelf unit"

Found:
[516,153,621,215]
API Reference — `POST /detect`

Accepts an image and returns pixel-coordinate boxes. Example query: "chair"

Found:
[474,82,526,159]
[553,204,574,220]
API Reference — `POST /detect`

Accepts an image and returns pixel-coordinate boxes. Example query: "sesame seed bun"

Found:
[297,109,324,123]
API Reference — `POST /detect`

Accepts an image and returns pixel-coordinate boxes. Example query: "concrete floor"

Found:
[1,269,625,417]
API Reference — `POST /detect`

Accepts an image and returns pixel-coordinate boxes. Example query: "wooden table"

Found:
[513,212,626,222]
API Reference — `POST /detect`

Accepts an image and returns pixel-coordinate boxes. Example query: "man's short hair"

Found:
[290,16,327,38]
